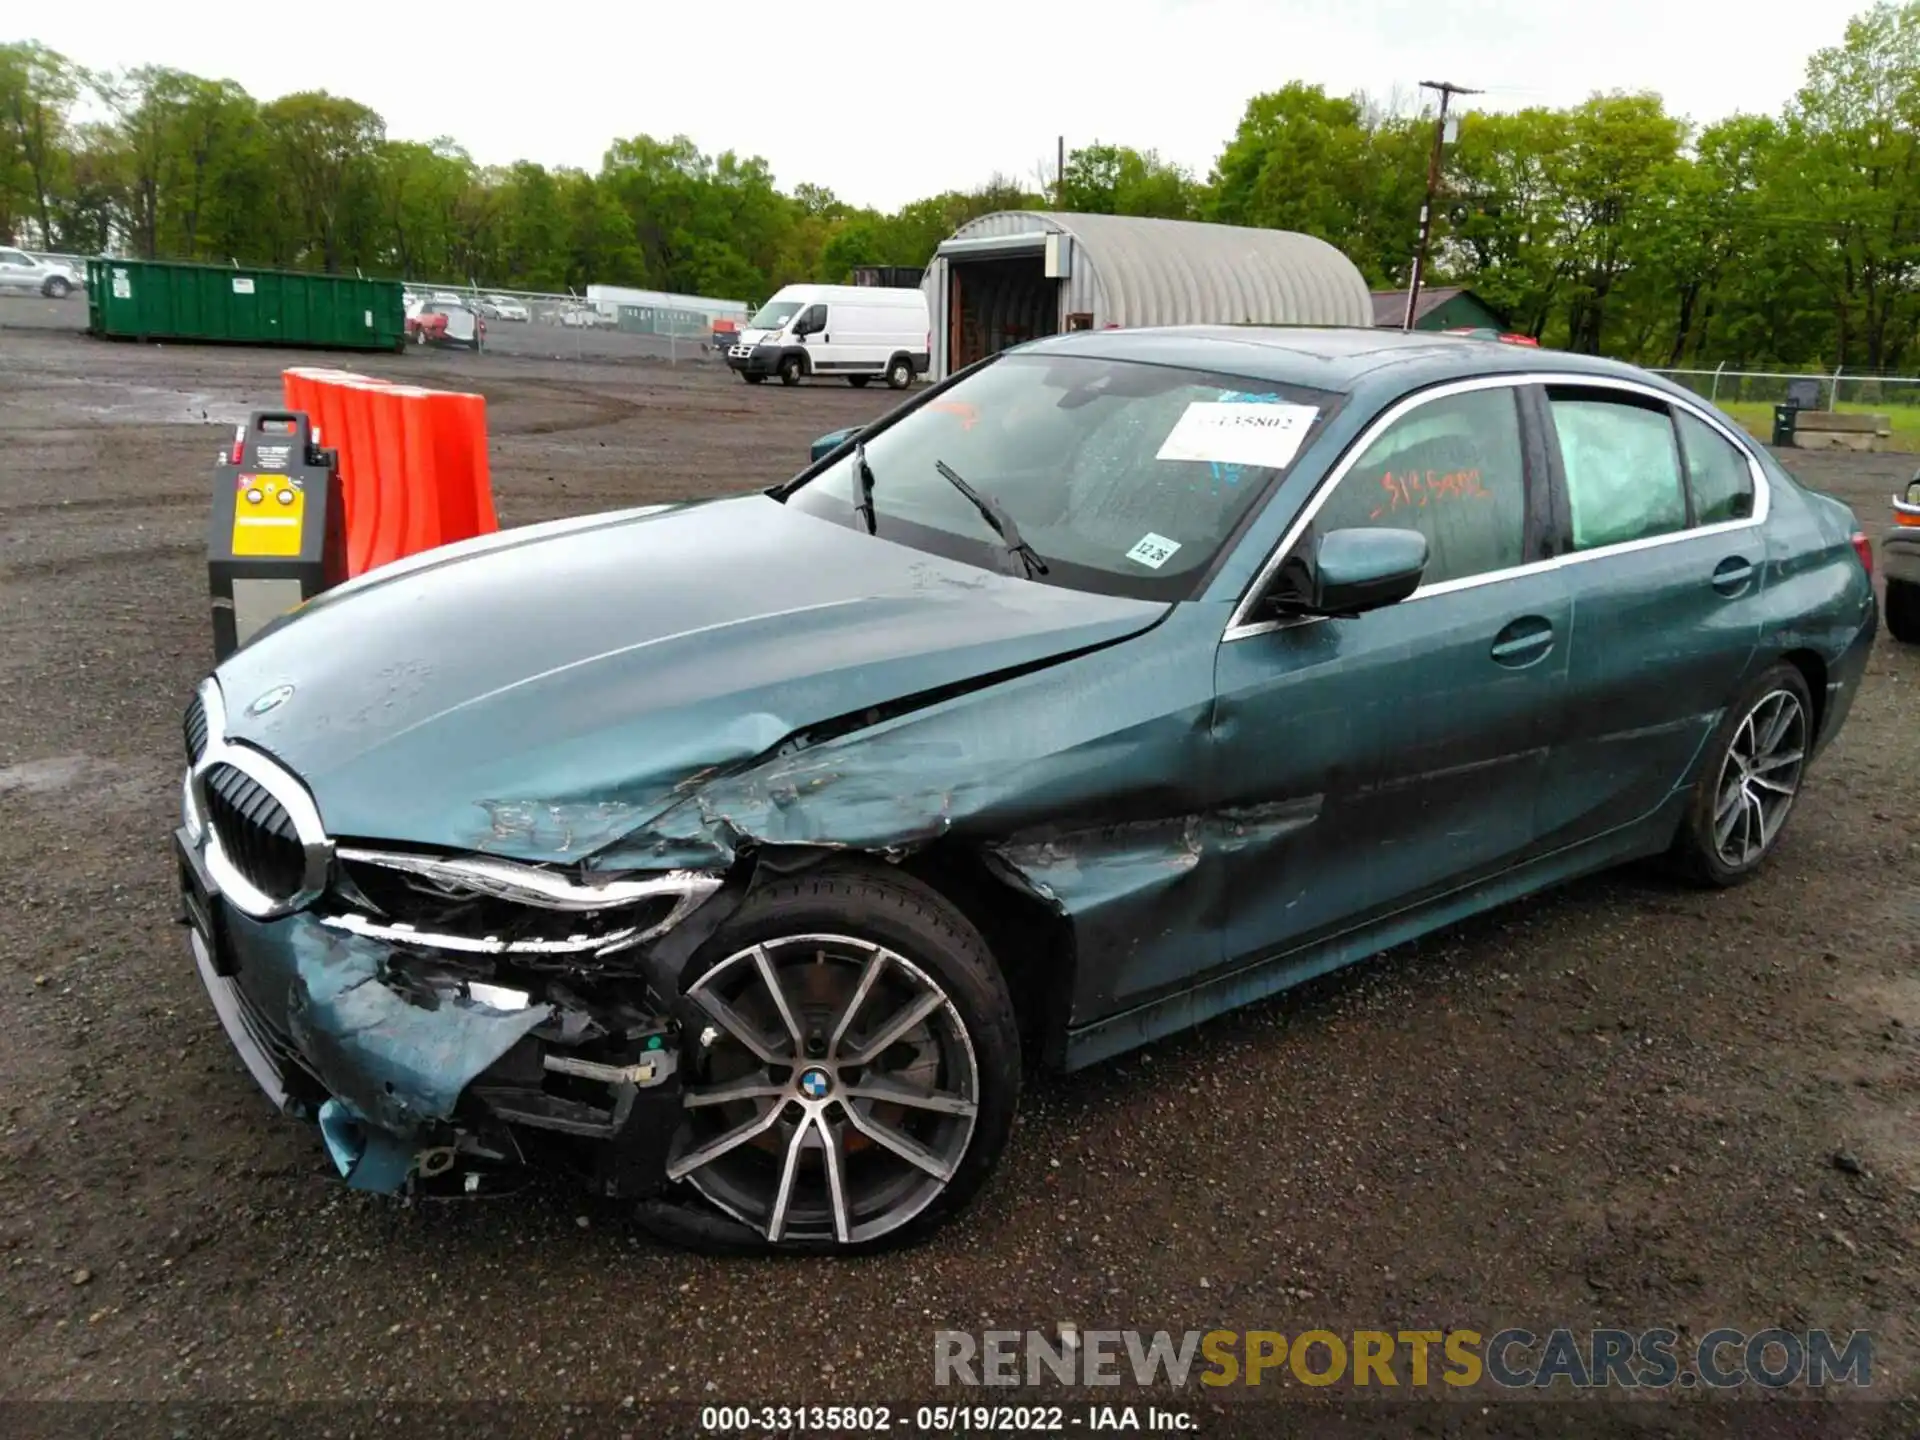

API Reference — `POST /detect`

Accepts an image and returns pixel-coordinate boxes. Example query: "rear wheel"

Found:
[651,864,1020,1254]
[885,355,913,390]
[847,375,871,388]
[778,354,805,387]
[43,276,70,299]
[1886,577,1920,644]
[1667,662,1813,887]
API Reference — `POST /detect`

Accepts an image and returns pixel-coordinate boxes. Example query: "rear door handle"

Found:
[1712,556,1756,597]
[1490,614,1556,668]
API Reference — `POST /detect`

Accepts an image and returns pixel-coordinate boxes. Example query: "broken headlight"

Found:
[319,847,722,959]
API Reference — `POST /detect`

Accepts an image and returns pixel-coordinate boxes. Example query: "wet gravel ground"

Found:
[1,313,1917,1430]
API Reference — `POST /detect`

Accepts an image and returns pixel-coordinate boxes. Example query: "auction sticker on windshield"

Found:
[1156,401,1319,470]
[1125,533,1182,569]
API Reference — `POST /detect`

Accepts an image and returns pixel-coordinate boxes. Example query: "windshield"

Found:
[749,300,801,331]
[784,352,1342,601]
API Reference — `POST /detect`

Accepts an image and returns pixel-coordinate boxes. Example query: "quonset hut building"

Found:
[919,211,1373,380]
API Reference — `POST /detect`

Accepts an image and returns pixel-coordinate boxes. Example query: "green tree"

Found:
[260,91,384,271]
[0,41,81,245]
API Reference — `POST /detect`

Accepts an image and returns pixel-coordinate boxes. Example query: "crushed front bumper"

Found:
[175,825,692,1197]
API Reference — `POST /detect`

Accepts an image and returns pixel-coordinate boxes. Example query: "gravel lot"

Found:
[1,307,1917,1431]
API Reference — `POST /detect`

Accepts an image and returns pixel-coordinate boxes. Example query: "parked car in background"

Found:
[406,299,484,350]
[173,327,1875,1254]
[487,294,530,322]
[0,248,82,297]
[1885,475,1920,642]
[728,283,929,389]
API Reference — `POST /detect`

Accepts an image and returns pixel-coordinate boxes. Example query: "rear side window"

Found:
[1676,411,1757,524]
[1312,386,1528,587]
[1549,394,1687,551]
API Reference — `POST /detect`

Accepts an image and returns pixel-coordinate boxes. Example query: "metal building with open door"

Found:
[920,211,1373,380]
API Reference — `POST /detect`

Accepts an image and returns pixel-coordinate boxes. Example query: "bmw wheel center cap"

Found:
[799,1068,832,1100]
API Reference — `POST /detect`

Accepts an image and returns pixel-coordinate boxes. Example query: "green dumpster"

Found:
[86,259,406,352]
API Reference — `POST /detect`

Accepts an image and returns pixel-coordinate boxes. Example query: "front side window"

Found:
[1676,411,1757,525]
[1311,386,1529,587]
[784,353,1342,600]
[750,300,801,330]
[1549,392,1688,551]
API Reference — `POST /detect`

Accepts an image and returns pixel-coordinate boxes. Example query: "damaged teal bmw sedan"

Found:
[176,327,1878,1252]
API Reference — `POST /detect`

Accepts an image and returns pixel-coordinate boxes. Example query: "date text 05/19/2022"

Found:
[698,1404,1197,1432]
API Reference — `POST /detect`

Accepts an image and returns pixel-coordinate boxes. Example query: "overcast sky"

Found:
[12,0,1871,211]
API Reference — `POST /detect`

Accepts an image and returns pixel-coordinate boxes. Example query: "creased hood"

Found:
[215,493,1167,857]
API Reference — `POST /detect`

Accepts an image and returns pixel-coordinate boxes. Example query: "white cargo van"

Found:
[727,284,929,389]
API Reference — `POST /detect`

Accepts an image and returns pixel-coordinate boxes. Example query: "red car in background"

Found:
[406,300,485,351]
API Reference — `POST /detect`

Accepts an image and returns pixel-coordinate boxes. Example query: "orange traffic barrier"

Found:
[278,366,496,579]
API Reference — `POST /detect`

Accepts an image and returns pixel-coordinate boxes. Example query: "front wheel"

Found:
[847,375,871,388]
[740,372,764,385]
[1886,576,1920,644]
[651,863,1020,1254]
[778,354,805,387]
[1667,662,1814,888]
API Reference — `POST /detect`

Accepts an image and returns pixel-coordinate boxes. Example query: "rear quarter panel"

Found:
[1750,456,1877,749]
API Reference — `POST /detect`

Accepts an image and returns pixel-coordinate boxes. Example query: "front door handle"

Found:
[1712,556,1756,597]
[1490,614,1556,668]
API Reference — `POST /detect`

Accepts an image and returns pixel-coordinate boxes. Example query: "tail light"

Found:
[1851,531,1874,577]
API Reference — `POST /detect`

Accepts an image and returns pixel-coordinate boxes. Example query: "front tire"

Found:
[778,353,805,387]
[652,863,1019,1254]
[1667,662,1813,888]
[740,372,764,384]
[847,375,871,388]
[1886,577,1920,644]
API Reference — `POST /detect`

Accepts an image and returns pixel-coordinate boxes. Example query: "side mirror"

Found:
[810,426,862,463]
[1268,527,1428,618]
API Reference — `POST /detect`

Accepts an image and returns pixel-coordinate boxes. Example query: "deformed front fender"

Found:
[591,603,1234,1042]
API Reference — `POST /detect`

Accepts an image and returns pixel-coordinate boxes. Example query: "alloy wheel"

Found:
[669,934,981,1245]
[1712,688,1807,869]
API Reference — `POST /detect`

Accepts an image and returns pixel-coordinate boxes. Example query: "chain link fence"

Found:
[1647,366,1920,412]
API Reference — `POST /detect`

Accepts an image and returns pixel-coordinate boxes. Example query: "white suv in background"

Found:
[0,248,82,297]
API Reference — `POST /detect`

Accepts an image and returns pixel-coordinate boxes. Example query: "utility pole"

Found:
[1403,80,1481,332]
[1057,135,1066,206]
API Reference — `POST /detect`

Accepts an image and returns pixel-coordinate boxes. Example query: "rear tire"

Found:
[43,276,70,299]
[847,375,871,388]
[778,354,805,387]
[1667,662,1814,888]
[645,862,1020,1255]
[1886,577,1920,644]
[885,355,913,390]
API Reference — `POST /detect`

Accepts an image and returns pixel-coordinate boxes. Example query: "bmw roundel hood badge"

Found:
[247,683,295,717]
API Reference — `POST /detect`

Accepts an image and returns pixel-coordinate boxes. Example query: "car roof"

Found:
[1014,325,1671,399]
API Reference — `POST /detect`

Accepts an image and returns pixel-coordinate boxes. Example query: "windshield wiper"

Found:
[851,441,877,535]
[932,459,1049,579]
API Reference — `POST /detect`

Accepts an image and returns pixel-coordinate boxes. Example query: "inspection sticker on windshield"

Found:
[1156,400,1319,470]
[1126,533,1182,569]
